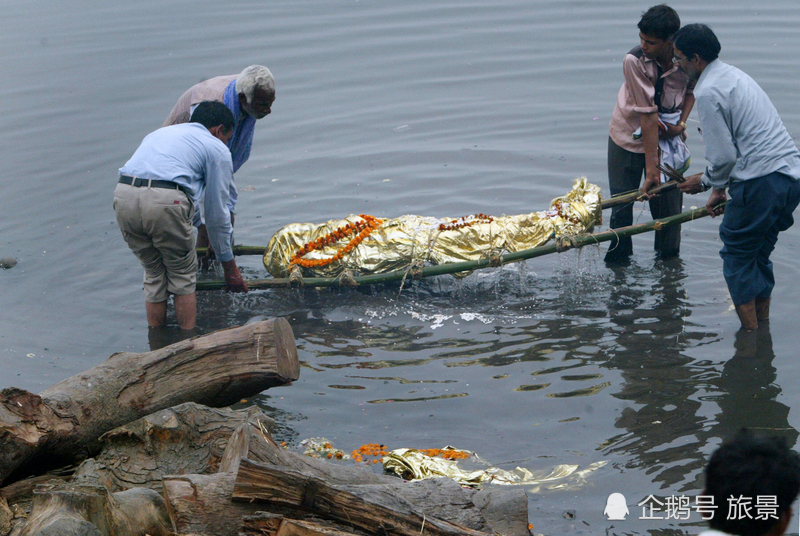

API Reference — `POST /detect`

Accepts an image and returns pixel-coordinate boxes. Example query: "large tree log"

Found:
[9,480,170,536]
[232,459,489,536]
[0,319,299,487]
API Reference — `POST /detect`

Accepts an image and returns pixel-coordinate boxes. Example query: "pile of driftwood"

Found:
[0,319,531,536]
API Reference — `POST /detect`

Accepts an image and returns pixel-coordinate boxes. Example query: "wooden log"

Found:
[1,497,12,536]
[0,319,299,487]
[72,404,275,492]
[221,419,528,535]
[163,474,361,536]
[163,473,260,536]
[162,414,386,536]
[232,459,489,536]
[1,474,71,511]
[220,419,400,487]
[240,513,363,536]
[239,512,285,536]
[275,518,362,536]
[9,480,170,536]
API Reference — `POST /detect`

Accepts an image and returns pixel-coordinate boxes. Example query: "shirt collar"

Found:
[643,54,680,78]
[696,58,721,91]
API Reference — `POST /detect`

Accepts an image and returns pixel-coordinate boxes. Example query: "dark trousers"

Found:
[605,137,682,261]
[720,172,800,305]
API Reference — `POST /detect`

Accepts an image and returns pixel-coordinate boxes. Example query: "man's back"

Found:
[163,75,237,127]
[694,60,800,183]
[121,122,232,201]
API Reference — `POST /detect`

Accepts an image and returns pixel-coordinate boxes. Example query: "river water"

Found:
[3,1,800,535]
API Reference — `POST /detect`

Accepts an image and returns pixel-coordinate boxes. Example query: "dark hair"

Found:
[190,101,235,133]
[672,23,721,62]
[637,4,680,41]
[705,430,800,536]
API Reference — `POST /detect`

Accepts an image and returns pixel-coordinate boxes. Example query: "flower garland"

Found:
[438,213,494,232]
[289,214,383,268]
[551,201,582,226]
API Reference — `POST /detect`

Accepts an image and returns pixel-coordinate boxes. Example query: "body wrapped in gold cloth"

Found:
[264,178,602,278]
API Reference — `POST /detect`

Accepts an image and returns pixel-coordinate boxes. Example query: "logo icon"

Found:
[604,493,629,520]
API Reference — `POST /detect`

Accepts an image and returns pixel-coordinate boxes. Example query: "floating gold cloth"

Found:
[264,178,602,278]
[383,447,606,491]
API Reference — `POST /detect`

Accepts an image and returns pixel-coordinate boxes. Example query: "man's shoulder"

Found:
[164,122,218,145]
[626,45,645,60]
[695,61,740,97]
[187,74,236,87]
[621,46,651,73]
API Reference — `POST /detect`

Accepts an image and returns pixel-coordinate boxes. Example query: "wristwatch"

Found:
[678,121,687,132]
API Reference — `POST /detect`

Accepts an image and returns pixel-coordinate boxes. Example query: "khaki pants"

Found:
[113,183,197,302]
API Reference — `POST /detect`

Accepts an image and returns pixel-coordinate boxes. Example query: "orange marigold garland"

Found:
[289,214,383,269]
[438,213,494,232]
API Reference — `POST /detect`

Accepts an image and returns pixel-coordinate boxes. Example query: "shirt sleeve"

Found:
[697,92,737,189]
[623,55,658,115]
[227,180,238,214]
[202,146,236,262]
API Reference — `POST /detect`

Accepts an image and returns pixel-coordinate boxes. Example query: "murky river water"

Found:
[3,1,800,534]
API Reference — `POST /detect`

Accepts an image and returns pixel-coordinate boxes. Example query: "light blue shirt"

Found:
[695,59,800,190]
[119,122,235,262]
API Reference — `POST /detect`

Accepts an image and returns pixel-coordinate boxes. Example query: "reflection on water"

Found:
[711,325,797,451]
[596,258,796,504]
[600,258,710,491]
[236,255,798,534]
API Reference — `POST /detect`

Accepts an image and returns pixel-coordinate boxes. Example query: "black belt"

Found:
[119,175,190,197]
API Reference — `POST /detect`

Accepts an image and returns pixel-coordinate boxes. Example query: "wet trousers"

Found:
[720,172,800,305]
[605,137,682,261]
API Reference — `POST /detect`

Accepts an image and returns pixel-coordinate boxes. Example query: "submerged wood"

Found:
[0,319,299,487]
[197,203,719,290]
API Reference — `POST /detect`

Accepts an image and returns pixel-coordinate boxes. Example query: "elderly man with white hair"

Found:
[164,65,275,253]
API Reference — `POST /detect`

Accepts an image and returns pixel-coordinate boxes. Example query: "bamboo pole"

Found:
[599,179,681,209]
[196,203,722,291]
[196,245,266,257]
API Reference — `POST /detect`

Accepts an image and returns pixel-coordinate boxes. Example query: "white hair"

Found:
[235,65,275,103]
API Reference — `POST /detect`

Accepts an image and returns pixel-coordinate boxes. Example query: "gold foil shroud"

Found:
[264,178,602,278]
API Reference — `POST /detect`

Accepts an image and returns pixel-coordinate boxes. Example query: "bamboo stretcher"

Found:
[196,178,721,291]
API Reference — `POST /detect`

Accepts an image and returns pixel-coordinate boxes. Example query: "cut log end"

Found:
[272,319,300,382]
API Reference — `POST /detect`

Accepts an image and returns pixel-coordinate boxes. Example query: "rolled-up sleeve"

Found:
[697,93,737,188]
[623,55,658,115]
[203,150,235,262]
